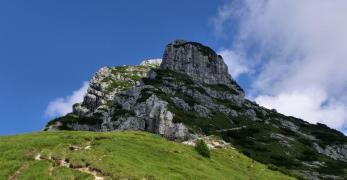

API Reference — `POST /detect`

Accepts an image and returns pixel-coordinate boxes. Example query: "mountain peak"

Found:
[45,40,347,179]
[161,40,235,88]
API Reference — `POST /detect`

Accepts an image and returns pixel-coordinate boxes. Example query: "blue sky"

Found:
[0,0,234,135]
[1,0,347,135]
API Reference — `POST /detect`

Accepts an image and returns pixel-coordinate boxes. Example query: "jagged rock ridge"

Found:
[46,40,347,179]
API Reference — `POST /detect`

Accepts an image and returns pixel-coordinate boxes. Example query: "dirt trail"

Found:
[8,164,27,180]
[33,144,104,180]
[77,167,104,180]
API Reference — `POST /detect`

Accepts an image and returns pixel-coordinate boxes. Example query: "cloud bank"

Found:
[45,82,89,118]
[213,0,347,133]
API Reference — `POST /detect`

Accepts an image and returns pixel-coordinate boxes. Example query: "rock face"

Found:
[73,61,158,118]
[73,67,113,117]
[101,85,190,140]
[161,40,243,94]
[314,143,347,162]
[45,40,347,179]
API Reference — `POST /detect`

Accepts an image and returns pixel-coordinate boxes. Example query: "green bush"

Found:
[195,140,210,158]
[242,150,251,157]
[267,164,278,171]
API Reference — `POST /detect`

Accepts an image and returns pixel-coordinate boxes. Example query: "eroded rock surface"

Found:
[161,40,244,96]
[73,60,159,118]
[314,143,347,162]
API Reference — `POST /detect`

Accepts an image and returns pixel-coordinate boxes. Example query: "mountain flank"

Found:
[45,40,347,179]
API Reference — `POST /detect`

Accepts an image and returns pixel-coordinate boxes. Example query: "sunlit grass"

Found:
[0,131,294,180]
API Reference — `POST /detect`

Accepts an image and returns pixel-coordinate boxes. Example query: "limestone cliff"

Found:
[161,40,242,93]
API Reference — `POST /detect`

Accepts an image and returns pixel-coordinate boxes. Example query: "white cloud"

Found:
[213,0,347,132]
[255,89,347,130]
[218,49,249,78]
[45,82,89,118]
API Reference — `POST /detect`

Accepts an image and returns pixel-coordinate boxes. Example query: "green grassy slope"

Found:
[0,131,294,180]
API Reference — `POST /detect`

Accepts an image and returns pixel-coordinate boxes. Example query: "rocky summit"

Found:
[46,40,347,179]
[161,40,241,91]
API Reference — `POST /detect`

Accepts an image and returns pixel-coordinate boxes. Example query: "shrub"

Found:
[242,150,251,157]
[267,164,278,171]
[195,140,210,158]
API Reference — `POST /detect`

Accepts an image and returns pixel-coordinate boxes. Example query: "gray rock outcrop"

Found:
[73,62,158,118]
[140,59,162,66]
[161,40,243,95]
[100,86,190,140]
[313,143,347,162]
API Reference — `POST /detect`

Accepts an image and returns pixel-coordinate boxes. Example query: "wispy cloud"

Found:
[45,82,89,118]
[212,0,347,133]
[218,49,249,78]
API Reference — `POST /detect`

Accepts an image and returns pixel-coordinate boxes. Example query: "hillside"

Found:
[0,131,294,180]
[45,40,347,179]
